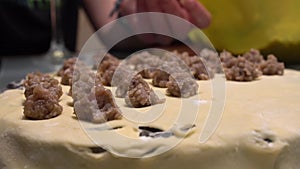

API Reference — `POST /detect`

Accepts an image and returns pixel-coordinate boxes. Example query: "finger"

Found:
[136,0,171,45]
[136,0,147,13]
[131,0,155,45]
[143,0,161,12]
[143,0,175,45]
[158,0,191,42]
[119,0,137,16]
[160,0,189,20]
[181,0,211,28]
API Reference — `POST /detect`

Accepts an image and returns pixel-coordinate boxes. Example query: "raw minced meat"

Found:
[243,49,264,65]
[57,57,87,86]
[24,85,62,119]
[220,50,236,69]
[188,55,213,80]
[94,84,122,121]
[127,51,163,79]
[111,63,137,98]
[221,49,284,81]
[200,48,222,73]
[72,67,122,123]
[23,72,63,120]
[260,54,285,75]
[125,74,164,108]
[97,54,120,86]
[24,72,62,99]
[138,69,156,79]
[170,51,214,80]
[166,73,199,98]
[152,70,169,88]
[74,84,122,123]
[61,66,74,85]
[57,57,77,76]
[224,56,262,81]
[151,59,190,88]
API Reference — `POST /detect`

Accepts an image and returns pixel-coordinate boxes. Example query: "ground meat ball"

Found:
[172,51,193,69]
[97,54,120,86]
[69,66,94,97]
[172,51,190,63]
[243,49,264,65]
[153,61,185,88]
[152,60,189,88]
[161,50,182,63]
[57,57,77,76]
[24,73,41,98]
[23,72,63,120]
[98,62,118,86]
[189,56,213,80]
[260,54,285,75]
[171,51,214,80]
[139,69,156,79]
[59,57,87,86]
[68,80,73,96]
[125,74,163,108]
[61,66,74,85]
[68,67,83,96]
[24,72,62,99]
[73,67,122,123]
[95,84,122,121]
[112,64,137,98]
[152,70,169,88]
[220,50,236,69]
[152,54,191,88]
[23,85,62,120]
[224,56,262,81]
[72,68,96,101]
[127,51,163,79]
[166,73,199,98]
[200,49,222,73]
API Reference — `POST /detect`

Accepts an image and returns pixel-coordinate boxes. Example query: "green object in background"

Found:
[27,0,50,9]
[193,0,300,64]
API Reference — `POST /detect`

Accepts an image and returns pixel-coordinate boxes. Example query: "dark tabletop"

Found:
[0,54,56,89]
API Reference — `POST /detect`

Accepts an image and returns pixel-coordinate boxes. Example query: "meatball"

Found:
[224,56,262,81]
[97,54,120,86]
[24,72,62,99]
[166,73,199,98]
[220,50,236,69]
[125,74,164,108]
[152,70,169,88]
[260,54,284,75]
[24,85,62,120]
[72,67,122,123]
[23,72,63,120]
[57,57,77,76]
[243,49,264,65]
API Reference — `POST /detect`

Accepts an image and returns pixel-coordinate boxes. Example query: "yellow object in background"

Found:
[194,0,300,64]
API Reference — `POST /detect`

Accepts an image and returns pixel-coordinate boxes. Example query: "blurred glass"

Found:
[47,0,72,70]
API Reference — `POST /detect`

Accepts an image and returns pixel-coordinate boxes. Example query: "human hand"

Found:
[117,0,211,46]
[119,0,211,28]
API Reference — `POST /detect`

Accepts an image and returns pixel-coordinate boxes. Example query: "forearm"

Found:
[82,0,149,50]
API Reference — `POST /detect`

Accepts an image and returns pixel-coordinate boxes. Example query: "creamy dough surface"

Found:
[0,70,300,169]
